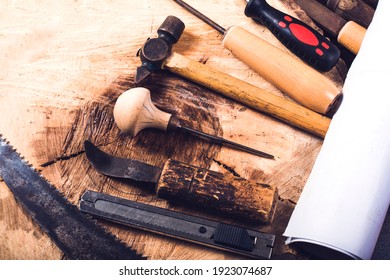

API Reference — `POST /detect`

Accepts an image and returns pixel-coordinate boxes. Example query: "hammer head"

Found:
[136,16,185,85]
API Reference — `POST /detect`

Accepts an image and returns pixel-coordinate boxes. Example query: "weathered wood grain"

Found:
[157,159,277,223]
[0,0,347,260]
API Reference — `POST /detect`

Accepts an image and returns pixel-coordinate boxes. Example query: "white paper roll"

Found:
[284,0,390,260]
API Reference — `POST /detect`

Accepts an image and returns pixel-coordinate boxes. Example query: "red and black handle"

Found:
[245,0,340,72]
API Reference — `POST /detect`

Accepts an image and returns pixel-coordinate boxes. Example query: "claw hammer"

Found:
[136,16,332,138]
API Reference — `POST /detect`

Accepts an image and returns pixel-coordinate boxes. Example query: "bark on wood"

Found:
[157,159,277,224]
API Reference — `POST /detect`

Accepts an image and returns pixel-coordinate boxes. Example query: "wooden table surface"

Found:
[0,0,347,260]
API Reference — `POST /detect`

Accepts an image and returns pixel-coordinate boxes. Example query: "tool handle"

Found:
[163,51,331,138]
[321,0,374,28]
[362,0,378,9]
[337,21,366,55]
[245,0,340,71]
[156,159,277,224]
[113,88,172,136]
[222,26,341,116]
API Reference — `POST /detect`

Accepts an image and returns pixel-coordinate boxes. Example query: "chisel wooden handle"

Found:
[222,26,342,115]
[156,159,277,224]
[338,21,366,55]
[163,51,331,138]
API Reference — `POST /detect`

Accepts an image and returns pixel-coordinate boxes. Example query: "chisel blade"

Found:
[295,0,347,37]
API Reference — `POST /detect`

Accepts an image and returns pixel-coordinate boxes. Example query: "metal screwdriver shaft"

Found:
[174,0,341,72]
[173,0,226,34]
[113,88,274,159]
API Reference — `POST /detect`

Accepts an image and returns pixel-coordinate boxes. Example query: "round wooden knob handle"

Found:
[113,87,172,136]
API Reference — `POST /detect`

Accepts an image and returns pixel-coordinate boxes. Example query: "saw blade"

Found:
[80,190,275,259]
[0,135,145,260]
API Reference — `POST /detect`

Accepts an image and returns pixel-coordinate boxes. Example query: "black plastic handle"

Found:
[245,0,340,72]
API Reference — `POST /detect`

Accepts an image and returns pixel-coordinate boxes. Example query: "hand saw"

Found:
[0,135,145,260]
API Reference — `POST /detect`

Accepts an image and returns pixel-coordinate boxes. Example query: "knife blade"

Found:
[84,140,277,224]
[80,190,276,259]
[295,0,367,54]
[0,135,144,260]
[85,139,161,183]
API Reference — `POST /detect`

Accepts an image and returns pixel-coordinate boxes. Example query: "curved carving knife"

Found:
[0,135,144,260]
[83,140,277,224]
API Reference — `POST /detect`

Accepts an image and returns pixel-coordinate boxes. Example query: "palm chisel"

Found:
[172,1,342,116]
[136,15,334,139]
[113,87,274,159]
[80,190,276,259]
[83,140,277,224]
[0,135,144,260]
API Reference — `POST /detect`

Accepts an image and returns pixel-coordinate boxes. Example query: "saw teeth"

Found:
[0,136,10,145]
[0,134,145,259]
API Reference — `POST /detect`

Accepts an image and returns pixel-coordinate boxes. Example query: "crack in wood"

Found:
[277,195,297,206]
[40,150,85,168]
[211,158,241,178]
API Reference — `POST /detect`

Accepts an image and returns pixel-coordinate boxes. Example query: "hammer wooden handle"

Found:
[157,159,277,224]
[222,26,341,115]
[163,51,331,138]
[338,21,367,55]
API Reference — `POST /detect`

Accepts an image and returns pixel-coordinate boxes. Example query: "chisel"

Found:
[113,87,274,159]
[243,0,340,72]
[173,0,342,117]
[315,0,374,28]
[295,0,367,55]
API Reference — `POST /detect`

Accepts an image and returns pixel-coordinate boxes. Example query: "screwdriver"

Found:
[243,0,340,72]
[113,87,274,159]
[173,0,342,117]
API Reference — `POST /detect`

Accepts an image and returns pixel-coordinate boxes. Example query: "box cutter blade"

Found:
[80,190,275,259]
